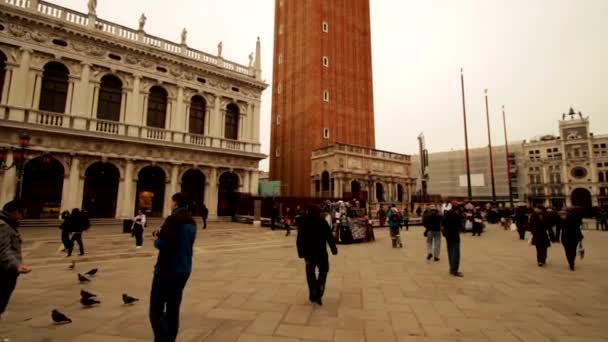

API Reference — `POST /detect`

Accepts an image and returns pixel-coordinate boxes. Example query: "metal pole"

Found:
[484,89,497,203]
[502,105,514,209]
[460,68,472,201]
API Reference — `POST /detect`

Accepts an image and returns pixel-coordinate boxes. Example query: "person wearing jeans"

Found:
[422,205,442,261]
[442,202,463,277]
[149,193,197,342]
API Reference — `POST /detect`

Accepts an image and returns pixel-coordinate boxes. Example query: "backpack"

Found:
[390,208,400,222]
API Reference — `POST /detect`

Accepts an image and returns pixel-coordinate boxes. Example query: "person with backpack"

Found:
[387,204,402,248]
[423,205,442,261]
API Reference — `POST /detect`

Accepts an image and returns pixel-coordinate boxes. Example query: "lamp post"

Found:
[0,132,31,200]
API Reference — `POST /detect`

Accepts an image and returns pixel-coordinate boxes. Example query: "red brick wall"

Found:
[269,0,375,197]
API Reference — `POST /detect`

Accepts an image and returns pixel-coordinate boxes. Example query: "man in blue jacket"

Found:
[149,193,197,342]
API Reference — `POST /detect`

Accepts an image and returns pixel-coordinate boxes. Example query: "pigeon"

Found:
[85,268,98,276]
[80,297,101,307]
[80,289,97,300]
[68,261,76,270]
[51,309,72,324]
[122,294,139,305]
[78,273,90,283]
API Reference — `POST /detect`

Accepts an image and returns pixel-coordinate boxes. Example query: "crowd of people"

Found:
[0,195,595,341]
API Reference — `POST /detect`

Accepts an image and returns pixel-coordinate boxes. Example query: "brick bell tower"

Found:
[269,0,376,197]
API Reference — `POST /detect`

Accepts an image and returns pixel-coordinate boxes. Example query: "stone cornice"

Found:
[0,5,268,91]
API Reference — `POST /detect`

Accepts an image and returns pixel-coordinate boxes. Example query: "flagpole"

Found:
[460,68,472,201]
[502,105,514,209]
[485,89,497,203]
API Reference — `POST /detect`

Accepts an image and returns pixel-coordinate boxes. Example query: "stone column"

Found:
[247,103,254,141]
[165,96,175,132]
[242,170,250,194]
[9,49,31,110]
[118,160,136,218]
[126,75,141,125]
[0,151,17,207]
[175,88,185,130]
[65,78,76,115]
[164,164,179,217]
[250,170,259,195]
[72,63,90,117]
[60,156,81,213]
[204,167,218,219]
[252,102,261,143]
[1,66,14,105]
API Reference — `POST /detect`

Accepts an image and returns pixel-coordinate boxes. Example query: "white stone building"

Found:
[311,143,415,208]
[0,0,267,219]
[523,109,608,209]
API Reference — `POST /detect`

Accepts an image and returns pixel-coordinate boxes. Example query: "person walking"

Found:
[0,200,32,319]
[530,206,555,267]
[442,202,463,277]
[201,204,208,229]
[557,210,584,271]
[472,209,483,236]
[402,208,410,231]
[284,207,292,236]
[59,210,71,253]
[66,209,90,257]
[296,205,338,306]
[422,205,442,261]
[149,193,197,342]
[387,204,402,248]
[514,206,528,240]
[270,205,278,230]
[132,210,146,248]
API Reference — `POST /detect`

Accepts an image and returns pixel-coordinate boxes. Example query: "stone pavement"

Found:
[1,223,607,342]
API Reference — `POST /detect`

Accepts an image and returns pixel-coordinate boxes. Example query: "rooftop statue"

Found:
[87,0,97,15]
[138,13,147,31]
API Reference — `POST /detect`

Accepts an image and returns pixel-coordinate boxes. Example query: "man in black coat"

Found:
[557,210,584,271]
[296,205,338,305]
[442,202,463,277]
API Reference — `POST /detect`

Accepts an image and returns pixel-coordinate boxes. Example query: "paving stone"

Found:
[275,324,334,341]
[1,223,607,341]
[246,312,284,335]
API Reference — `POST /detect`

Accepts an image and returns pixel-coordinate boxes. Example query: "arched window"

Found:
[189,96,206,135]
[39,62,69,113]
[97,75,122,121]
[224,103,239,140]
[147,86,167,128]
[0,51,6,103]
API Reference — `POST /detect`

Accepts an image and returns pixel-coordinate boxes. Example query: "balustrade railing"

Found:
[0,0,254,77]
[3,106,262,154]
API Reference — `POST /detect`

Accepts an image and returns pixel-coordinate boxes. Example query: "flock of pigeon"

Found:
[51,261,139,324]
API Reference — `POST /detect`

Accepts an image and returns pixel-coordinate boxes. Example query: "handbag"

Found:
[578,241,585,259]
[510,223,517,232]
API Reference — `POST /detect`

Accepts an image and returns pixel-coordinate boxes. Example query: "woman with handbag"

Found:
[557,210,584,271]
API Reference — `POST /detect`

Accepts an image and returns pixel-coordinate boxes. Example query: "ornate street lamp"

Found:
[0,132,32,200]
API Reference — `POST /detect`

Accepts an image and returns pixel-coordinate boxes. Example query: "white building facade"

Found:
[0,0,267,219]
[523,109,608,209]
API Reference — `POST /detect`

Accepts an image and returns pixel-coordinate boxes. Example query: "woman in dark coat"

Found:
[557,210,584,271]
[530,206,555,267]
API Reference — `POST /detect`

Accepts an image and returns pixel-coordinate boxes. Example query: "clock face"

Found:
[570,167,588,179]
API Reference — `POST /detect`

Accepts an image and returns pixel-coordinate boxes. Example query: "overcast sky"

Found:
[54,0,608,171]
